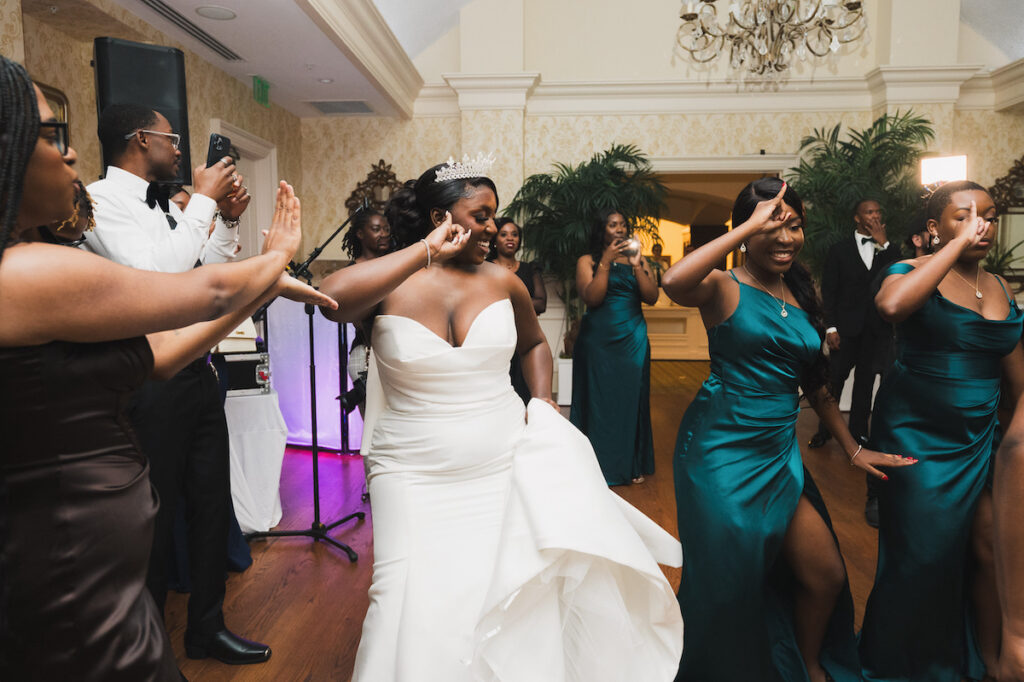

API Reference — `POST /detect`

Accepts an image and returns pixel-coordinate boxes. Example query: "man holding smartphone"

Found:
[85,103,270,667]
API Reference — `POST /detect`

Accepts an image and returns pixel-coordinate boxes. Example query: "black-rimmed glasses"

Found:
[39,121,69,156]
[124,129,181,150]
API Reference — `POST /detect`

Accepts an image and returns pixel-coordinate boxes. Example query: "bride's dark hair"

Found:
[386,163,498,249]
[732,177,830,398]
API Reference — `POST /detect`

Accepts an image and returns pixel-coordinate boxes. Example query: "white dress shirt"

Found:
[85,166,239,273]
[825,232,892,337]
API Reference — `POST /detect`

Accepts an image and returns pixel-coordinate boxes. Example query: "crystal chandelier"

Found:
[677,0,867,77]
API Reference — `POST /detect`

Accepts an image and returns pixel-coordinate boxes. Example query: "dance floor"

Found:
[166,360,879,680]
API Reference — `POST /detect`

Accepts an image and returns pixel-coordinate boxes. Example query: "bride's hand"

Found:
[424,211,470,263]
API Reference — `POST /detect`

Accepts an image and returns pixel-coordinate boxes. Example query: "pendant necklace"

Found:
[949,266,983,300]
[745,266,789,318]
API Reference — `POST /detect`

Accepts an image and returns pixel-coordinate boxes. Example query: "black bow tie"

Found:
[860,236,876,245]
[146,182,171,213]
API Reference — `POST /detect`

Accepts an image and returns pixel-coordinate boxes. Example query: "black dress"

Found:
[510,260,540,404]
[0,338,179,680]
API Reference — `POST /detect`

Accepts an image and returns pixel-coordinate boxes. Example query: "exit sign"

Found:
[253,76,270,108]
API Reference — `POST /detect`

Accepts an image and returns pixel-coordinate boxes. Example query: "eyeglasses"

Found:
[39,121,69,156]
[125,129,181,150]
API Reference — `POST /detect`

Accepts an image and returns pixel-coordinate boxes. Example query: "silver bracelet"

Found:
[216,211,240,229]
[849,444,863,466]
[420,238,431,268]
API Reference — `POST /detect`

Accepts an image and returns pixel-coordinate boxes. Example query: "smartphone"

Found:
[205,133,232,168]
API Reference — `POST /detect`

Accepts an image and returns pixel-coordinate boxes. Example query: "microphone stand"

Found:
[248,203,368,562]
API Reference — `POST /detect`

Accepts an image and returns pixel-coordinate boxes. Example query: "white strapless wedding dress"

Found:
[352,298,683,682]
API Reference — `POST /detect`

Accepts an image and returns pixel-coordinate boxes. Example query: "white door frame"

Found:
[209,119,278,258]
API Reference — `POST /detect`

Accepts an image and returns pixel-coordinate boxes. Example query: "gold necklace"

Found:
[745,266,789,318]
[949,265,983,300]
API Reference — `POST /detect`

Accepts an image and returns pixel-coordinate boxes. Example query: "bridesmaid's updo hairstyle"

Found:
[733,177,831,397]
[925,180,989,223]
[385,163,498,250]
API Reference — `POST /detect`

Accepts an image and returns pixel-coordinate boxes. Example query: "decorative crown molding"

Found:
[866,64,983,108]
[441,73,540,111]
[991,58,1024,112]
[296,0,423,119]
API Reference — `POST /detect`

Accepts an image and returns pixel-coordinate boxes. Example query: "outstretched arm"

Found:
[319,213,470,323]
[0,182,304,347]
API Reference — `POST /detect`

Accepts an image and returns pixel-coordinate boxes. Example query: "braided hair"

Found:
[732,177,831,397]
[385,163,498,250]
[0,57,40,264]
[341,209,386,259]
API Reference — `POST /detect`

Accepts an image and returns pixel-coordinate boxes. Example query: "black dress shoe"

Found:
[808,430,832,449]
[185,629,271,665]
[865,495,879,528]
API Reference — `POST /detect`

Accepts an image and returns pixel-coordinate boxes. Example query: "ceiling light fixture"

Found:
[195,5,237,21]
[676,0,867,77]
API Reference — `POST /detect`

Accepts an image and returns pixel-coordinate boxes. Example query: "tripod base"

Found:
[247,511,366,563]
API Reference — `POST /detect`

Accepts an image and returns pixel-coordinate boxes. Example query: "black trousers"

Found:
[820,327,886,441]
[129,359,228,636]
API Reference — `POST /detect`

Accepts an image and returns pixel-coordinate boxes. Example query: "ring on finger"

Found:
[221,158,230,167]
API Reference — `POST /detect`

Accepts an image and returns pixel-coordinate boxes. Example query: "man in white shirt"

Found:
[86,103,270,666]
[809,198,902,527]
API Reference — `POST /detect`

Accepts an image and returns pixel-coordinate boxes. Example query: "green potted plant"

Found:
[787,110,935,274]
[505,143,667,358]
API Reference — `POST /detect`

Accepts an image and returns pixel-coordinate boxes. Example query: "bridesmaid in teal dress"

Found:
[860,181,1024,682]
[571,208,660,485]
[662,178,915,682]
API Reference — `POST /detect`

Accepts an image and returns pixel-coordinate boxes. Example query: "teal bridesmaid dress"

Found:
[860,262,1024,682]
[674,272,860,682]
[571,261,654,485]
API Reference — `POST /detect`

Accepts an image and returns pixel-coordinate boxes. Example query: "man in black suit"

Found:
[808,198,902,526]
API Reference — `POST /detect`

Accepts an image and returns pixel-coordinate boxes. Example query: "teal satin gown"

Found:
[570,261,654,485]
[674,273,860,682]
[859,262,1024,682]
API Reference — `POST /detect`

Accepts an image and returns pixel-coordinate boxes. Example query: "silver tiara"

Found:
[434,153,496,183]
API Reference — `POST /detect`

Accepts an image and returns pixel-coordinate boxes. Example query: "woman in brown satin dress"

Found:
[0,57,332,680]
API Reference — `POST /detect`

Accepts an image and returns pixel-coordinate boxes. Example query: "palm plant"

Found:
[787,111,935,274]
[505,144,667,354]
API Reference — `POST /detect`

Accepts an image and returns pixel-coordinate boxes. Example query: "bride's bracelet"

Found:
[420,238,431,268]
[848,444,863,466]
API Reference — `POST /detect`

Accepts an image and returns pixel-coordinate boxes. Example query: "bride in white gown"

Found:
[320,160,683,681]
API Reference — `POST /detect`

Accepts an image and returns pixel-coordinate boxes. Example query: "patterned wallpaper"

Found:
[300,115,460,252]
[460,109,525,207]
[0,2,25,62]
[954,109,1024,189]
[19,0,302,233]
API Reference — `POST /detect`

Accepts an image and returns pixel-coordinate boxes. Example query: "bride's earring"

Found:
[740,243,747,253]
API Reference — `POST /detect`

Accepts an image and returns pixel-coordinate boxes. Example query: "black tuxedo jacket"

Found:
[821,234,903,337]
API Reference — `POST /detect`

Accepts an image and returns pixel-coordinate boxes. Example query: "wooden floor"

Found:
[168,360,879,680]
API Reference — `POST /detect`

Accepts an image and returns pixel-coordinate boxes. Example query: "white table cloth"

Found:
[225,390,288,534]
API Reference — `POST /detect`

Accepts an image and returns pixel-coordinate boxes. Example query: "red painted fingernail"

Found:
[882,474,889,481]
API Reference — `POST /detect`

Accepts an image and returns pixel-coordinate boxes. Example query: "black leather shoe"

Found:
[865,495,879,528]
[185,629,271,665]
[808,430,832,449]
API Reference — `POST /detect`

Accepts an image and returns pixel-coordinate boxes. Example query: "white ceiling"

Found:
[102,0,1023,119]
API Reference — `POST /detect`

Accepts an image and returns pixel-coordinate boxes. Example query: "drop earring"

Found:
[932,234,940,245]
[740,243,747,253]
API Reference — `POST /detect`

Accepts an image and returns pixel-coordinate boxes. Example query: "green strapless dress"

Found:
[673,273,860,682]
[859,262,1024,682]
[570,261,654,485]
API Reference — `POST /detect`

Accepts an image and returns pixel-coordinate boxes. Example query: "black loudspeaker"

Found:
[93,37,191,185]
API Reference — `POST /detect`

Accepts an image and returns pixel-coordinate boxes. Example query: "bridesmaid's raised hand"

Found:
[745,181,792,234]
[952,200,991,249]
[425,211,470,263]
[851,448,917,481]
